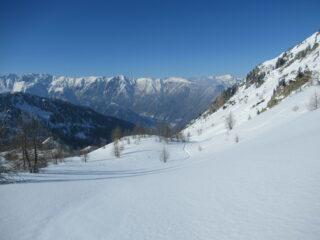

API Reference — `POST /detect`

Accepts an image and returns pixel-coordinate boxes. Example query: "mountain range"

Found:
[0,74,241,127]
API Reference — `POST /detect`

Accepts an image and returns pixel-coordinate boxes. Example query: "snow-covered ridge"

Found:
[0,74,241,94]
[0,74,241,127]
[185,31,320,138]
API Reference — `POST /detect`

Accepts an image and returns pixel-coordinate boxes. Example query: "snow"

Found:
[215,74,234,83]
[16,102,52,120]
[1,31,320,240]
[1,85,320,239]
[42,137,54,145]
[164,77,191,84]
[135,77,162,94]
[12,81,26,92]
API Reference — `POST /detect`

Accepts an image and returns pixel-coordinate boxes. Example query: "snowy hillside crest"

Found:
[188,31,320,133]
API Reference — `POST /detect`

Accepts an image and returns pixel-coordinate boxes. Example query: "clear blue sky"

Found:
[0,0,319,78]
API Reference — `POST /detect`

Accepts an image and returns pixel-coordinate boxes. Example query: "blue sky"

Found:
[0,0,319,78]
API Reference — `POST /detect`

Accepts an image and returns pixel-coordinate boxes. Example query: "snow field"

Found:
[1,91,320,239]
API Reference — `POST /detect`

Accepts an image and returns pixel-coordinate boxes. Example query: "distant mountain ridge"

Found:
[0,74,242,127]
[0,92,134,148]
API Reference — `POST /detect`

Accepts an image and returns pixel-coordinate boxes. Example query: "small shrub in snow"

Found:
[197,129,203,136]
[160,147,169,163]
[113,141,120,158]
[308,91,320,111]
[292,105,299,112]
[81,152,89,162]
[119,144,124,152]
[310,71,320,86]
[225,112,236,130]
[187,132,191,141]
[111,127,122,142]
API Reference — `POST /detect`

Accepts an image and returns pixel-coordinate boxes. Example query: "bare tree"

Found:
[225,112,236,130]
[81,152,89,163]
[160,147,169,163]
[132,123,143,136]
[0,128,8,182]
[30,118,40,173]
[157,123,172,142]
[0,123,16,182]
[311,71,320,86]
[174,132,187,142]
[119,144,124,152]
[186,132,191,141]
[17,116,32,172]
[16,115,47,173]
[197,129,203,136]
[52,148,64,164]
[113,141,120,158]
[308,91,320,111]
[0,159,15,183]
[111,126,122,142]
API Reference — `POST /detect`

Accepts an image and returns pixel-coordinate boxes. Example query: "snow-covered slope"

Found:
[0,74,240,127]
[1,32,319,240]
[185,31,320,137]
[1,87,320,239]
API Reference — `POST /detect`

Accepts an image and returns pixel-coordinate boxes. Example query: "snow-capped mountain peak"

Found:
[0,73,238,127]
